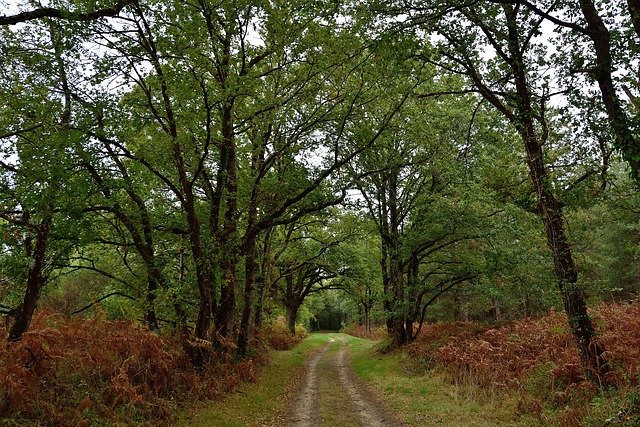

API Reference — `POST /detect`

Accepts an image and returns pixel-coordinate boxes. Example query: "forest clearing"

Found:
[1,0,640,425]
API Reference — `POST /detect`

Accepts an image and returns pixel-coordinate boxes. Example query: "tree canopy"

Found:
[1,0,639,382]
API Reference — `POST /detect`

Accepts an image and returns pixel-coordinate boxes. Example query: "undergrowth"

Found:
[342,324,388,341]
[257,319,307,350]
[0,309,299,426]
[405,302,640,426]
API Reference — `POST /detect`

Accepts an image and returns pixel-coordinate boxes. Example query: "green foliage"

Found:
[1,2,640,423]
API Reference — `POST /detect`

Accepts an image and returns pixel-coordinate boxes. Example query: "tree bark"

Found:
[237,232,258,356]
[502,4,608,380]
[578,0,640,181]
[285,302,300,335]
[387,171,411,346]
[215,101,239,341]
[7,214,52,342]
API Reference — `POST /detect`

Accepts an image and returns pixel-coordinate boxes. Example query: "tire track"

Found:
[286,336,400,426]
[336,339,401,427]
[288,343,328,426]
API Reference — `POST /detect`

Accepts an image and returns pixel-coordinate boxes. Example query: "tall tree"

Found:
[347,71,489,345]
[394,0,609,379]
[0,19,91,340]
[499,0,640,181]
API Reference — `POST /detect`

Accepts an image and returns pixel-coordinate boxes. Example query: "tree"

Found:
[396,0,609,379]
[496,0,640,181]
[347,68,490,345]
[337,219,383,335]
[270,214,347,334]
[0,18,93,341]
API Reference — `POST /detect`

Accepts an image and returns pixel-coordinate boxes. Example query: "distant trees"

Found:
[347,79,492,345]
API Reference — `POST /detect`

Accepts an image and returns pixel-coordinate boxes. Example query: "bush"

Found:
[405,302,640,426]
[0,309,268,426]
[342,324,387,341]
[259,318,307,351]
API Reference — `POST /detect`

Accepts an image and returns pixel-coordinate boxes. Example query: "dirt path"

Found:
[287,343,328,426]
[285,337,401,427]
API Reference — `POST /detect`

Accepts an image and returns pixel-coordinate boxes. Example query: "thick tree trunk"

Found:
[253,229,272,330]
[503,4,608,381]
[387,172,410,347]
[364,304,371,335]
[379,242,394,334]
[285,303,300,335]
[145,277,160,332]
[237,233,258,356]
[215,102,239,341]
[175,144,214,340]
[238,137,266,356]
[493,299,502,322]
[541,197,608,379]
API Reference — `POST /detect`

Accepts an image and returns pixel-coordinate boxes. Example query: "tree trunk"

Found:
[8,216,51,342]
[364,307,370,335]
[237,233,258,356]
[379,241,394,334]
[285,302,299,334]
[388,172,409,347]
[215,102,239,341]
[503,4,609,381]
[578,0,640,181]
[253,228,272,330]
[145,277,160,332]
[493,299,502,322]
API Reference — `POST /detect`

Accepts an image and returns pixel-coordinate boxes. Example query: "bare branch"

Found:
[0,0,136,26]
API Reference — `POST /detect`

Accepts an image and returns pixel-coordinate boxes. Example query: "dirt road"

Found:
[284,337,400,427]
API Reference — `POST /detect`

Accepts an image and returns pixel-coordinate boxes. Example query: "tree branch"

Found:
[0,0,137,26]
[71,292,136,315]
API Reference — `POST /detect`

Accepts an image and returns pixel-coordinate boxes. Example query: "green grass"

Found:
[175,333,331,426]
[345,335,544,427]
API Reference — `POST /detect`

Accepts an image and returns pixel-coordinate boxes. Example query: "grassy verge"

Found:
[175,333,330,426]
[345,335,542,427]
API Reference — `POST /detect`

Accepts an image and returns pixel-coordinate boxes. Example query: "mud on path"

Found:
[284,336,401,427]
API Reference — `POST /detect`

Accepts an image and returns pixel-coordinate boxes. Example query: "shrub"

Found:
[405,302,640,425]
[258,318,307,351]
[342,324,388,341]
[0,309,270,426]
